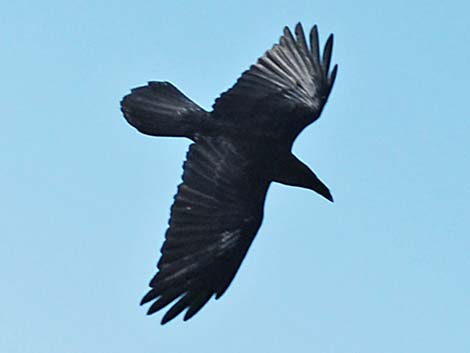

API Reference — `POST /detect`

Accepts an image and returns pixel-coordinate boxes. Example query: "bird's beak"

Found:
[323,188,334,203]
[312,177,334,202]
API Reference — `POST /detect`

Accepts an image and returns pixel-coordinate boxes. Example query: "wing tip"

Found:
[140,292,153,306]
[321,32,335,75]
[160,315,172,325]
[329,64,338,86]
[325,33,334,50]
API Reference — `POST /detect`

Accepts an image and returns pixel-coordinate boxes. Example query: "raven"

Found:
[121,23,337,324]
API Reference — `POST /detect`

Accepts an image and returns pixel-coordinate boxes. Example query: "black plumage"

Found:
[121,23,337,324]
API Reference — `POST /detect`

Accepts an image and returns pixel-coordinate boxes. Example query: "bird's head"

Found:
[274,153,334,202]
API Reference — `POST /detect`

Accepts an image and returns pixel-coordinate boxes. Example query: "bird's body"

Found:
[121,23,337,324]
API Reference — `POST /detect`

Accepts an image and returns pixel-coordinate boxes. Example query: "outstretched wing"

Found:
[141,136,270,324]
[212,23,337,143]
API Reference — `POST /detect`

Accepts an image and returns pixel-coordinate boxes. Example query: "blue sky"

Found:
[2,1,469,352]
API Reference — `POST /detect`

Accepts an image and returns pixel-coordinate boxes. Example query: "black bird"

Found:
[121,23,337,324]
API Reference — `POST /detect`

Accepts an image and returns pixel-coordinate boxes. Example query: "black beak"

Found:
[323,188,334,203]
[312,177,334,202]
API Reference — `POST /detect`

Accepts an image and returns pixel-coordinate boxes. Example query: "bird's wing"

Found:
[141,136,269,324]
[211,23,337,143]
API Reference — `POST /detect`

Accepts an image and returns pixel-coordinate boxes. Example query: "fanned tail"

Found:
[121,81,208,139]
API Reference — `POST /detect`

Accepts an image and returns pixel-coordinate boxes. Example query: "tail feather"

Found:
[121,81,208,139]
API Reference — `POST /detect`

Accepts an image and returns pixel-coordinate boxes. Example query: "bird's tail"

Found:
[121,81,208,139]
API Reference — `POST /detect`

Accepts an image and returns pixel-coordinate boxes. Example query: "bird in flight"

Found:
[121,23,337,324]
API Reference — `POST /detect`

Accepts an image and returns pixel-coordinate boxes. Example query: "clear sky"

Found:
[2,1,469,352]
